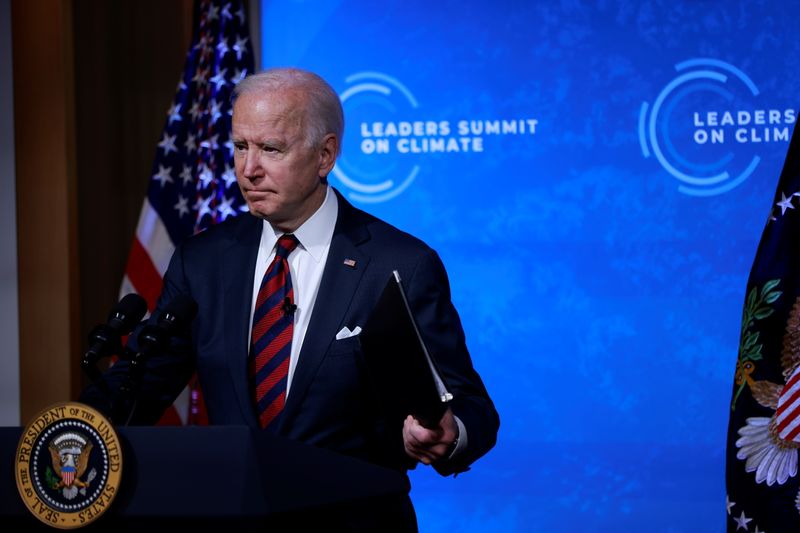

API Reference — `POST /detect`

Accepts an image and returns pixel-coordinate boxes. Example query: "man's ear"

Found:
[318,133,339,178]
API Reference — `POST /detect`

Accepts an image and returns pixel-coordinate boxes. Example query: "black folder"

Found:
[360,271,452,428]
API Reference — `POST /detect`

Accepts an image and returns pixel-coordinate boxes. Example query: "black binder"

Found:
[360,271,452,428]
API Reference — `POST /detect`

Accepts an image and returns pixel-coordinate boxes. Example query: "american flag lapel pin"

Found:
[343,258,357,268]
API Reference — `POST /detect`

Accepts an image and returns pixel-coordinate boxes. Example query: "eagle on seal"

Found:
[49,435,93,490]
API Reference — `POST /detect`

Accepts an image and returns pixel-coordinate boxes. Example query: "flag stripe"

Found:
[776,382,800,419]
[777,400,800,432]
[135,199,176,276]
[125,237,165,312]
[780,413,800,441]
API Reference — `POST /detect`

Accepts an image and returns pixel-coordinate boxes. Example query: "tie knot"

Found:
[275,234,299,258]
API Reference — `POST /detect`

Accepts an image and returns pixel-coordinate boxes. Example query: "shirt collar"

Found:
[262,185,338,263]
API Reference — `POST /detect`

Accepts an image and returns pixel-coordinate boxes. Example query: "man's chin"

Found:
[246,200,278,219]
[246,203,293,229]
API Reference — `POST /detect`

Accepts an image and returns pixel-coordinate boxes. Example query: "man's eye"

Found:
[233,143,246,152]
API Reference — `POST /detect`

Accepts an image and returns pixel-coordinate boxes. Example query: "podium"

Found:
[0,426,410,530]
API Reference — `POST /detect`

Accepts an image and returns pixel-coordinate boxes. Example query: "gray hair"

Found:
[232,68,344,155]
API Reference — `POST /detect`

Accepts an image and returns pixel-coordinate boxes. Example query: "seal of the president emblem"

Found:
[15,402,122,529]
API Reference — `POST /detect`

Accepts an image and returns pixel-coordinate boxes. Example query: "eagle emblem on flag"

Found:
[734,285,800,508]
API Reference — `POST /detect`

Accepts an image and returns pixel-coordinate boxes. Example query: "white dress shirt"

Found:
[249,185,338,396]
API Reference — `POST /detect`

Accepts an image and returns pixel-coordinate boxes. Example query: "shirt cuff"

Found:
[447,415,468,459]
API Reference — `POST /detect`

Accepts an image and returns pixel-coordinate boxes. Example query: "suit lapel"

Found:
[222,214,262,428]
[280,196,371,426]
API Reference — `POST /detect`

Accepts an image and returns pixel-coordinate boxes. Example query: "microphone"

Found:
[120,294,198,425]
[134,294,199,356]
[81,293,148,382]
[282,297,297,316]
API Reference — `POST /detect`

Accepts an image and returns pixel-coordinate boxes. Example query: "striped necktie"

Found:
[250,233,299,429]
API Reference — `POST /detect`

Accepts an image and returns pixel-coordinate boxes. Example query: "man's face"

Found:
[231,90,335,232]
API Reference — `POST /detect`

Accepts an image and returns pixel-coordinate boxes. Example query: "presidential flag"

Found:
[121,0,254,425]
[726,126,800,532]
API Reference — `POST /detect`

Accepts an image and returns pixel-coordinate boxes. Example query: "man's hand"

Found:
[403,408,458,465]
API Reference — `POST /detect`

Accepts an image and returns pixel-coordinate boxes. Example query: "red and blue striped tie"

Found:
[250,234,299,429]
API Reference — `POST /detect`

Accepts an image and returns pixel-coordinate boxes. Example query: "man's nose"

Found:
[242,150,261,179]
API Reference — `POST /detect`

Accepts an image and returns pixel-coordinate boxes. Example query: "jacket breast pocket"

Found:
[326,335,362,358]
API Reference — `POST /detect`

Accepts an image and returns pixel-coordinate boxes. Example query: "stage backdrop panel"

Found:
[261,2,800,531]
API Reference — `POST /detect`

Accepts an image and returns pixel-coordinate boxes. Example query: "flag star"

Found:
[167,102,182,124]
[239,203,249,212]
[235,5,245,24]
[210,69,228,91]
[184,133,197,153]
[232,68,247,85]
[221,164,237,188]
[216,37,230,57]
[174,195,190,218]
[200,134,220,151]
[192,67,209,87]
[753,526,764,533]
[196,195,215,220]
[152,164,174,187]
[726,495,735,515]
[218,196,237,220]
[233,35,249,60]
[224,139,235,157]
[222,3,233,19]
[158,133,178,155]
[193,35,210,51]
[198,164,215,188]
[179,164,193,186]
[209,100,223,124]
[188,102,202,122]
[207,3,219,21]
[777,191,795,215]
[734,511,752,531]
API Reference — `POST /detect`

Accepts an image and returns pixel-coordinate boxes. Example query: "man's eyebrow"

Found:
[258,138,289,147]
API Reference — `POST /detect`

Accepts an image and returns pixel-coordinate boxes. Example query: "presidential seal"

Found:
[15,402,122,529]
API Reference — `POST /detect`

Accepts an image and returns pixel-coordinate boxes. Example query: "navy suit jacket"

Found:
[84,190,498,475]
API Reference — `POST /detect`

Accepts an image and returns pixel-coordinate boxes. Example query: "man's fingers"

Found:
[403,416,452,463]
[405,416,444,443]
[404,443,440,465]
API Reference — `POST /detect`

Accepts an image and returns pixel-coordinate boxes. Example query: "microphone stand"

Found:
[116,346,148,426]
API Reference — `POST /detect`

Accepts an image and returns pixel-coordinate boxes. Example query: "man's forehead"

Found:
[232,91,307,131]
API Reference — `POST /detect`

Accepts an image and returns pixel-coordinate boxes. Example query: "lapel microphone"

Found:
[282,297,297,316]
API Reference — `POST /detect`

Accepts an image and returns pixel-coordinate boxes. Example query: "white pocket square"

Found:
[335,326,362,340]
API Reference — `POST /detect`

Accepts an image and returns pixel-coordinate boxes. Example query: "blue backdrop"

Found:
[260,2,800,531]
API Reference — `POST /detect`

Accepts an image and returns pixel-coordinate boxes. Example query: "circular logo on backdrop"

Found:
[334,72,422,203]
[334,71,539,203]
[15,402,122,529]
[639,58,794,197]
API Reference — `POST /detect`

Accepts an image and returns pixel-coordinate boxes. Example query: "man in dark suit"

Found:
[83,68,498,527]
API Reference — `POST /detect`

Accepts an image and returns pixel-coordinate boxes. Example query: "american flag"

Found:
[120,0,254,425]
